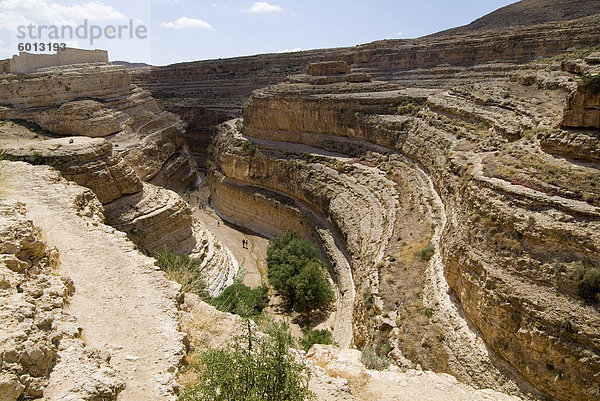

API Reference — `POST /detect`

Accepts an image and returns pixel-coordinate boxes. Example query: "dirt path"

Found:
[184,175,269,288]
[3,162,185,400]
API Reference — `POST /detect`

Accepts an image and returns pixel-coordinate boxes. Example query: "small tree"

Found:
[179,322,313,401]
[267,231,334,313]
[290,260,334,313]
[212,283,269,318]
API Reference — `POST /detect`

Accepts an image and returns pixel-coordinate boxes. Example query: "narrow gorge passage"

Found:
[184,176,269,289]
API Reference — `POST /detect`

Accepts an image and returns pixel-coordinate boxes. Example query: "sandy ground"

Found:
[183,173,338,339]
[184,173,269,289]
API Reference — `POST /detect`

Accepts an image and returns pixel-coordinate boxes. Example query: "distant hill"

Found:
[431,0,600,37]
[111,61,152,69]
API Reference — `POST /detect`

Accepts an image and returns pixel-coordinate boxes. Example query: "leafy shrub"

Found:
[580,74,600,94]
[419,243,435,261]
[423,307,434,318]
[241,139,257,155]
[360,348,389,371]
[155,250,208,300]
[300,329,333,352]
[212,283,269,318]
[179,322,313,401]
[267,231,334,313]
[579,268,600,303]
[28,151,44,165]
[395,101,422,116]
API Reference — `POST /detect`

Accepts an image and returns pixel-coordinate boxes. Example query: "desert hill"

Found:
[432,0,600,37]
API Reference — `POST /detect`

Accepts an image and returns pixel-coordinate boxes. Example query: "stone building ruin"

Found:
[0,48,108,74]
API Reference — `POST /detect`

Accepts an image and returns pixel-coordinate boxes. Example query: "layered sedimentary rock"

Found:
[0,64,198,192]
[103,183,196,254]
[133,15,600,171]
[3,137,142,204]
[209,54,600,401]
[35,100,123,137]
[561,85,600,128]
[1,124,237,295]
[0,198,123,401]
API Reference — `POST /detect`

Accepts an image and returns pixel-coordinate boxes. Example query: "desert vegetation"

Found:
[156,250,209,300]
[212,283,269,318]
[178,322,313,401]
[267,231,334,314]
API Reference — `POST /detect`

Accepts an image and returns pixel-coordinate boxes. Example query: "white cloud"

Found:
[161,17,212,30]
[395,32,403,37]
[280,47,302,53]
[0,0,124,31]
[245,2,281,13]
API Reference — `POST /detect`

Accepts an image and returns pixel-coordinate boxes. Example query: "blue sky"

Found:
[0,0,516,66]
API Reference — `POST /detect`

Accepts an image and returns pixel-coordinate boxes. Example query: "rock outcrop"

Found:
[308,345,521,401]
[0,198,124,401]
[2,137,142,204]
[103,183,196,254]
[0,64,198,193]
[1,160,187,400]
[561,84,600,129]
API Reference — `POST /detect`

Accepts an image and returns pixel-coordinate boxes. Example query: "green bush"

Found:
[179,322,313,401]
[360,348,389,371]
[267,231,334,313]
[580,74,600,94]
[395,101,422,116]
[419,243,435,261]
[212,283,269,318]
[241,139,257,155]
[155,250,208,300]
[300,329,334,352]
[579,268,600,303]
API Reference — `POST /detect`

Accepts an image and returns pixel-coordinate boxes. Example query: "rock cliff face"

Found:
[3,137,142,204]
[208,47,600,401]
[0,64,198,193]
[133,15,600,170]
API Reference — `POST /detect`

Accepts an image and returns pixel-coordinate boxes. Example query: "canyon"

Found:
[1,1,600,400]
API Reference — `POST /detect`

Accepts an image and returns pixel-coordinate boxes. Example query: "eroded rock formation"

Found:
[132,14,600,172]
[207,48,600,401]
[0,64,198,193]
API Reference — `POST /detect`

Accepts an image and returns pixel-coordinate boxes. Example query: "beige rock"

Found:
[306,61,349,76]
[2,161,186,401]
[561,88,600,129]
[35,99,124,137]
[103,182,196,254]
[3,137,142,204]
[308,345,522,401]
